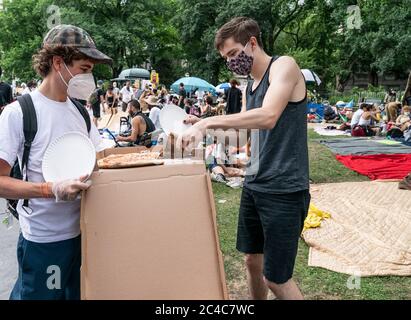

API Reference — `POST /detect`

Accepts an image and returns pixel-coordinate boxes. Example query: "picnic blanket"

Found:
[303,181,411,276]
[314,127,351,137]
[336,154,411,180]
[320,138,411,155]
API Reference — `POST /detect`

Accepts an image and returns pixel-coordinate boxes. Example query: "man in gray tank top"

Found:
[178,17,310,300]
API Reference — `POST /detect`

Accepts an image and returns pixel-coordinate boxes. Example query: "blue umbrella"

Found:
[216,83,231,90]
[171,77,216,95]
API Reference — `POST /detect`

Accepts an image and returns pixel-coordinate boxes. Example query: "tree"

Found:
[0,0,54,81]
[175,0,313,85]
[0,0,182,85]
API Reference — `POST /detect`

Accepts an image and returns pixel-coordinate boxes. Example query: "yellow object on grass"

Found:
[303,204,331,232]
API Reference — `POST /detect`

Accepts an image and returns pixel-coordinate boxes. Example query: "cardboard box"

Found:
[81,148,228,300]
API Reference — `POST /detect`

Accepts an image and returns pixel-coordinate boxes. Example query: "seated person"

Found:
[188,100,201,117]
[350,103,367,128]
[359,104,381,136]
[385,106,411,138]
[395,105,410,126]
[116,99,156,146]
[323,104,338,121]
[201,96,216,118]
[351,103,380,136]
[370,104,381,125]
[207,152,246,183]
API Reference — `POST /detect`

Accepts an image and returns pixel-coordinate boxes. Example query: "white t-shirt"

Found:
[351,109,364,128]
[21,87,31,95]
[149,106,161,129]
[120,86,133,104]
[0,90,103,243]
[358,114,371,126]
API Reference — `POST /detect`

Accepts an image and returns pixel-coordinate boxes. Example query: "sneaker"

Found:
[226,178,243,189]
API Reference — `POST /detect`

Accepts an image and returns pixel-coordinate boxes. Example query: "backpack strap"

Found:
[69,98,91,133]
[17,94,38,214]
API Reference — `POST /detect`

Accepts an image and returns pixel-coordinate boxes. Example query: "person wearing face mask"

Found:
[0,25,112,300]
[178,17,309,300]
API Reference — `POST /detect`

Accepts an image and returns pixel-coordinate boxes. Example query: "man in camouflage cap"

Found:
[0,25,111,300]
[42,24,112,64]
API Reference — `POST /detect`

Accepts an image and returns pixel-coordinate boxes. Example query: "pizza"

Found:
[98,151,163,169]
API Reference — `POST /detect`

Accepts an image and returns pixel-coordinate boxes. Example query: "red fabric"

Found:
[335,154,411,180]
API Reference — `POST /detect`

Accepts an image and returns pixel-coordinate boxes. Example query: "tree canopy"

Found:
[0,0,409,90]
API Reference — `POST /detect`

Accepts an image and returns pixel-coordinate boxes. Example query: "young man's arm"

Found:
[0,105,92,201]
[178,57,301,149]
[0,160,45,199]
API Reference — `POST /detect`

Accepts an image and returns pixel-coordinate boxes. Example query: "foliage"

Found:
[0,0,409,89]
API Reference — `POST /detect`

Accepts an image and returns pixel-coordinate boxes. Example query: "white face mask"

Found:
[59,63,96,100]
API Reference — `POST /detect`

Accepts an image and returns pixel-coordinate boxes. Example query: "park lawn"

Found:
[212,129,411,300]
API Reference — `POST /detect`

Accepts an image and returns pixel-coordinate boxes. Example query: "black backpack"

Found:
[7,94,91,220]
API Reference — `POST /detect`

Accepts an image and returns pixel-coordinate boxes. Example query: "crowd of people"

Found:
[316,88,411,140]
[82,77,244,146]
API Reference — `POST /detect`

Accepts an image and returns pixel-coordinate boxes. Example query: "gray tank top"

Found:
[244,56,309,194]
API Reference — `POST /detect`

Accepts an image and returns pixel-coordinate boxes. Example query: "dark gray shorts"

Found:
[237,187,310,284]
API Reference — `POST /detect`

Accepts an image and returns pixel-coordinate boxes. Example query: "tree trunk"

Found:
[368,69,379,87]
[112,65,123,79]
[336,75,347,92]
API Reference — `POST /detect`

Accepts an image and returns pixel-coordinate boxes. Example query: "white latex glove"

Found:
[51,175,92,202]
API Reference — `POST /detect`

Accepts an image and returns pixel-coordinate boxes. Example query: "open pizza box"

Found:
[81,145,228,300]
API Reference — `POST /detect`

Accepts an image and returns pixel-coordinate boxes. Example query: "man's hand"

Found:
[176,119,207,154]
[51,175,92,202]
[183,115,201,125]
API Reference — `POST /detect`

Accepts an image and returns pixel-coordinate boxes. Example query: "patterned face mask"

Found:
[226,42,254,76]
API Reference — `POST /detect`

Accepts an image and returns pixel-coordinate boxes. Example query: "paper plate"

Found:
[0,198,6,213]
[42,132,96,183]
[159,105,192,136]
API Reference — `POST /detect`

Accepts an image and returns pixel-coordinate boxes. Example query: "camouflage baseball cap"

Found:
[43,24,112,64]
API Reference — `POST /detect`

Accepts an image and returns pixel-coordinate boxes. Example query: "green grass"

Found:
[213,129,411,300]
